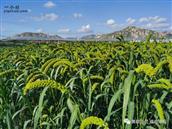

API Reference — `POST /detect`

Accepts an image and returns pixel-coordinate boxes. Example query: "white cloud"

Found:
[145,23,170,29]
[36,28,43,32]
[73,13,82,18]
[139,16,167,23]
[139,17,148,22]
[44,1,56,8]
[32,13,59,21]
[154,18,167,23]
[106,19,115,26]
[139,16,169,30]
[58,28,70,33]
[78,24,92,33]
[106,19,120,29]
[126,18,136,24]
[104,16,170,31]
[42,13,58,21]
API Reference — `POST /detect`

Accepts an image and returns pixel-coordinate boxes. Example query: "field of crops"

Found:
[0,42,172,129]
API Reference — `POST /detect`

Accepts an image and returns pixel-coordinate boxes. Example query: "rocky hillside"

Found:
[7,32,63,40]
[83,26,172,41]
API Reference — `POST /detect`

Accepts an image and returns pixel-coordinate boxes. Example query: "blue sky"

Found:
[0,0,172,38]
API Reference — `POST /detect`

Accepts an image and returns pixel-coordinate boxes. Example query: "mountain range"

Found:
[6,32,63,40]
[83,26,172,41]
[4,26,172,41]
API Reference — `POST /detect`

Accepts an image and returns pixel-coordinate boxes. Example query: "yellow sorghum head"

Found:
[80,116,109,129]
[152,99,165,120]
[23,80,67,95]
[147,84,169,89]
[154,60,168,72]
[157,78,172,86]
[167,56,172,73]
[147,78,172,90]
[90,75,104,81]
[91,83,99,92]
[135,64,156,77]
[53,59,73,68]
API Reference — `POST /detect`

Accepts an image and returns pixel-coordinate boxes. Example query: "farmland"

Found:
[0,41,172,129]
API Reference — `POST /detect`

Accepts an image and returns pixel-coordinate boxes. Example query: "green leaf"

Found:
[122,71,134,128]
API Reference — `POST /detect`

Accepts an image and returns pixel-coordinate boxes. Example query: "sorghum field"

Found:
[0,42,172,129]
